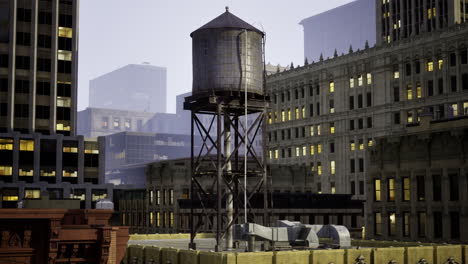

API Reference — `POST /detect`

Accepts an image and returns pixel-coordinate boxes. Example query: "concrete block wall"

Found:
[123,244,466,264]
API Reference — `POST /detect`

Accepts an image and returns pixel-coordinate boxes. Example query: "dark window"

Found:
[0,54,7,68]
[273,131,277,141]
[0,103,7,116]
[287,148,291,157]
[15,79,29,93]
[281,93,284,102]
[56,107,70,121]
[38,35,52,48]
[281,130,284,140]
[433,212,443,238]
[329,142,335,153]
[287,129,291,139]
[350,159,355,173]
[450,52,457,66]
[37,58,51,72]
[351,181,355,195]
[438,78,444,94]
[287,91,290,101]
[450,212,460,239]
[451,75,457,92]
[301,127,305,137]
[349,96,354,110]
[309,104,313,116]
[0,1,9,44]
[16,56,30,70]
[418,212,426,237]
[38,11,52,25]
[449,174,459,201]
[58,60,72,74]
[295,127,298,138]
[350,119,355,130]
[57,82,71,97]
[461,50,468,65]
[295,89,298,99]
[14,104,28,118]
[35,105,50,119]
[16,32,30,46]
[36,81,50,95]
[309,85,313,96]
[358,94,363,108]
[316,103,320,116]
[462,74,468,90]
[0,78,7,91]
[405,63,411,76]
[351,215,357,227]
[428,80,434,96]
[367,117,372,128]
[358,118,363,129]
[273,94,277,104]
[366,92,371,107]
[17,8,32,22]
[316,84,320,95]
[415,60,421,74]
[59,14,73,27]
[358,158,364,172]
[417,175,425,201]
[301,88,304,98]
[359,181,364,195]
[394,112,401,124]
[393,86,400,102]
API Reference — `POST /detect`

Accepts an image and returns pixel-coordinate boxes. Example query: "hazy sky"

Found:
[78,0,354,113]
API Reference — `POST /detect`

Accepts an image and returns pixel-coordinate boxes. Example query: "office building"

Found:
[300,0,376,62]
[266,17,468,200]
[89,63,167,113]
[377,0,468,44]
[366,116,468,243]
[0,0,112,208]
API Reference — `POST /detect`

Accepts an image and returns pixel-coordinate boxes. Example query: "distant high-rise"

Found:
[377,0,468,45]
[89,64,167,113]
[300,0,376,62]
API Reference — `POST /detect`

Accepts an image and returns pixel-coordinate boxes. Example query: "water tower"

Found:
[184,7,270,251]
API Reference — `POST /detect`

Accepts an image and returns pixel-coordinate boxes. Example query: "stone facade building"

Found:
[266,16,468,200]
[0,0,112,208]
[366,116,468,243]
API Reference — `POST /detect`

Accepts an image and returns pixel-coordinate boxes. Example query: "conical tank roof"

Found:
[190,7,264,37]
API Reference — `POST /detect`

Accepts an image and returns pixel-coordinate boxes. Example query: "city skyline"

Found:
[78,0,356,113]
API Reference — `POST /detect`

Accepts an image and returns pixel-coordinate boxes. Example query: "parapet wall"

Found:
[123,243,467,264]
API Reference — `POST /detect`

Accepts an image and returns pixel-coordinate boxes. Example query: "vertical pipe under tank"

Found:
[225,114,233,250]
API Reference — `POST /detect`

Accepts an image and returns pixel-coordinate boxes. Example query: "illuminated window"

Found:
[40,170,55,177]
[58,27,72,38]
[350,77,355,88]
[375,212,382,235]
[287,109,291,121]
[317,125,321,136]
[403,177,410,201]
[374,179,381,201]
[281,110,285,122]
[20,140,34,151]
[25,189,40,199]
[57,97,71,107]
[92,192,107,201]
[331,182,336,194]
[317,162,322,175]
[464,102,468,115]
[310,126,314,136]
[150,212,154,225]
[388,178,395,201]
[63,170,77,177]
[269,150,272,159]
[438,59,443,70]
[350,141,355,151]
[406,85,413,100]
[19,169,33,176]
[407,111,413,123]
[358,75,363,86]
[57,50,72,61]
[63,146,78,153]
[329,122,335,134]
[113,118,120,128]
[274,112,278,122]
[56,122,71,131]
[452,103,459,116]
[302,106,305,118]
[0,139,13,150]
[416,83,422,98]
[302,146,306,156]
[268,113,272,124]
[394,71,400,79]
[156,190,161,205]
[330,161,336,175]
[317,144,322,154]
[367,138,373,147]
[295,147,300,157]
[428,8,432,19]
[156,212,160,227]
[274,149,279,159]
[359,140,364,150]
[389,212,396,235]
[367,73,372,85]
[0,166,13,176]
[170,212,174,227]
[329,81,334,93]
[125,119,131,129]
[427,61,434,72]
[310,145,315,155]
[149,190,154,205]
[329,100,334,113]
[169,189,174,205]
[404,213,410,237]
[295,107,299,119]
[3,195,18,201]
